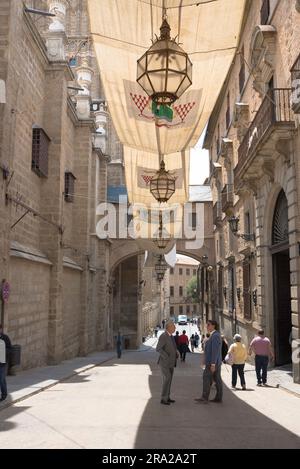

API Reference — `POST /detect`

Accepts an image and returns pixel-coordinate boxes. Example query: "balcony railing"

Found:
[236,89,293,175]
[291,54,300,113]
[213,202,222,225]
[221,184,234,213]
[260,0,270,25]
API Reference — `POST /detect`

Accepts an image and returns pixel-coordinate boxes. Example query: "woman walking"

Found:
[228,334,248,390]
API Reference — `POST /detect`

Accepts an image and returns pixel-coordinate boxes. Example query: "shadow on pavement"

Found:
[101,348,300,449]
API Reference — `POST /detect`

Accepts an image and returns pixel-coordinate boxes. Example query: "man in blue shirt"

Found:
[195,320,223,404]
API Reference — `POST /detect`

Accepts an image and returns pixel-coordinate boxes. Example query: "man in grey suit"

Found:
[156,321,179,405]
[195,320,223,404]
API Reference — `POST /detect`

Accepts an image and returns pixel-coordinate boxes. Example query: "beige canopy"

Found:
[88,0,245,155]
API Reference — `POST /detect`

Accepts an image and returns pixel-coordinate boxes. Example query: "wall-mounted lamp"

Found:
[228,216,255,242]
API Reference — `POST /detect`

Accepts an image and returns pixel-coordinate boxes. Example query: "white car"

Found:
[178,315,188,325]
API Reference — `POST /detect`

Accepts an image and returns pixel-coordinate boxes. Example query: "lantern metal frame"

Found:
[150,159,176,203]
[137,18,192,105]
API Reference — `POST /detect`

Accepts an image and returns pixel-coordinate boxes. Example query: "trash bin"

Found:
[8,344,21,375]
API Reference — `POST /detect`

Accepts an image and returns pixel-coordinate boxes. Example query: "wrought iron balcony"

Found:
[221,184,234,213]
[213,202,222,225]
[234,88,294,188]
[291,54,300,113]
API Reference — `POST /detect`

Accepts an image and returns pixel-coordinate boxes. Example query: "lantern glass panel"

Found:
[137,73,154,95]
[137,54,147,75]
[147,51,167,71]
[166,71,185,95]
[169,51,186,73]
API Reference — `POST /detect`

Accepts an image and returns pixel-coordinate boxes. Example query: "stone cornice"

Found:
[23,9,49,67]
[45,61,74,81]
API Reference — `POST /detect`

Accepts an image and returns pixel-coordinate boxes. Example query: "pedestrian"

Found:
[0,324,12,402]
[195,320,223,404]
[156,321,179,405]
[249,329,274,386]
[221,335,229,363]
[154,325,160,338]
[194,332,200,349]
[178,330,189,362]
[116,331,122,359]
[174,330,180,350]
[162,319,166,329]
[228,334,248,390]
[190,334,195,352]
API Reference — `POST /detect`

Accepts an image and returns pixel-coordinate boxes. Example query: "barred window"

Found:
[32,127,50,177]
[65,172,76,203]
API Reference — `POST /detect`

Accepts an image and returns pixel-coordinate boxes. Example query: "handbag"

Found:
[224,352,234,366]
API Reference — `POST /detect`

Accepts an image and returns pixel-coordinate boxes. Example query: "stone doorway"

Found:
[272,249,292,365]
[271,190,292,366]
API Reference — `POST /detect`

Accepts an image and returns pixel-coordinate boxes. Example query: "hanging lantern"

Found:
[150,160,176,203]
[137,18,192,105]
[153,217,171,250]
[155,255,168,280]
[156,272,165,282]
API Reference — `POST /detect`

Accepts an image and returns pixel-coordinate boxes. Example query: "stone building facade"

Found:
[0,0,125,369]
[204,0,300,383]
[169,256,199,319]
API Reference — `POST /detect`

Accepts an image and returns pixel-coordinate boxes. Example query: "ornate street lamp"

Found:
[150,159,176,203]
[137,17,192,105]
[228,215,256,242]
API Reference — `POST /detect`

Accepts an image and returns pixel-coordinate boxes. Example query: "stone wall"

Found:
[8,257,50,369]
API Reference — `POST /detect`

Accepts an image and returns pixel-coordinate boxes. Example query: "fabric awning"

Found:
[88,0,246,156]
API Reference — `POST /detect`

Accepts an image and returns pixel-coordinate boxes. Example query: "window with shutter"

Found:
[218,266,224,310]
[32,127,50,177]
[261,0,270,25]
[64,172,76,203]
[243,261,252,320]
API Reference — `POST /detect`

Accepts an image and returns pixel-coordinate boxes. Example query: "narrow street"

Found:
[0,340,299,449]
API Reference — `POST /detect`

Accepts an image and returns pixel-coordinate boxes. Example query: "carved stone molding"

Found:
[250,25,277,96]
[233,103,250,141]
[275,138,292,165]
[236,178,258,197]
[261,160,275,182]
[220,138,233,161]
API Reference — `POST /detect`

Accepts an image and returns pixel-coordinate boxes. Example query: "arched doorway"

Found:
[110,254,140,349]
[271,190,292,366]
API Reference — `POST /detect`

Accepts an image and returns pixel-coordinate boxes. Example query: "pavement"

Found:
[0,337,299,448]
